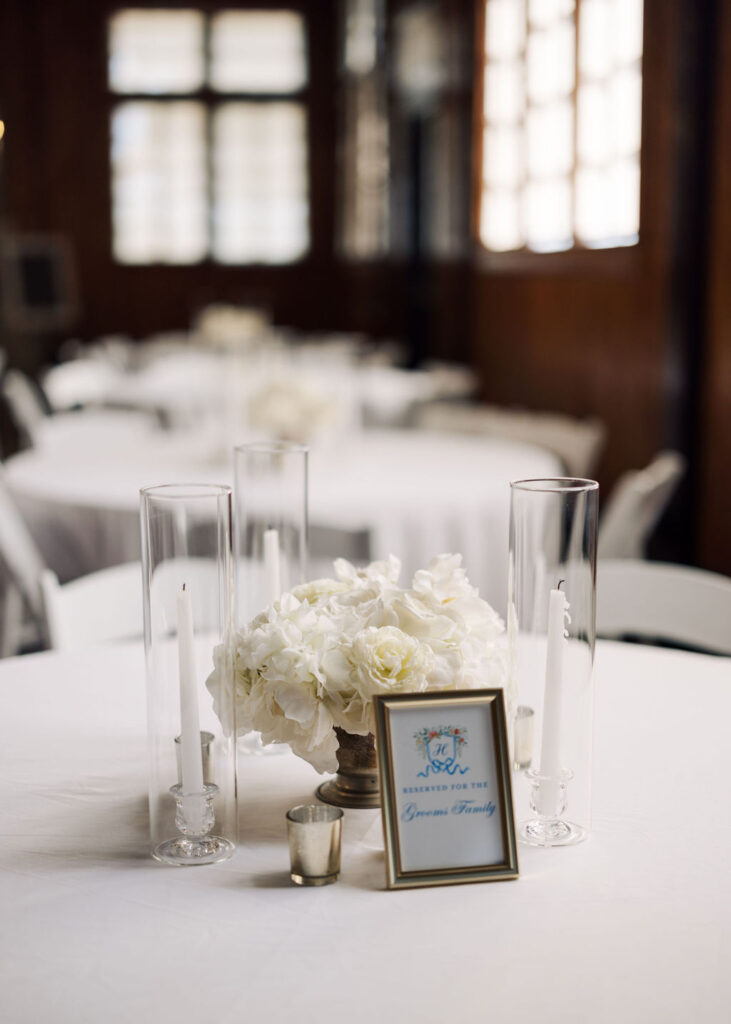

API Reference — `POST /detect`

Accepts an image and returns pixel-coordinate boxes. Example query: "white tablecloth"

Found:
[0,640,729,1023]
[6,427,559,613]
[43,351,477,430]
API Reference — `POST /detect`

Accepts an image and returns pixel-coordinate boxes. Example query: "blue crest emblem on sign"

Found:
[414,726,469,778]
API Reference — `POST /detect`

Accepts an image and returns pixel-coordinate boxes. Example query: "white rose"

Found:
[206,638,236,735]
[290,577,350,606]
[349,626,432,697]
[388,590,459,644]
[206,553,507,775]
[243,675,339,773]
[334,555,401,587]
[411,553,505,640]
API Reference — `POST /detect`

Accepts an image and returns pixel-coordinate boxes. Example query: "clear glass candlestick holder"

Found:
[158,783,221,864]
[508,478,598,847]
[140,483,237,865]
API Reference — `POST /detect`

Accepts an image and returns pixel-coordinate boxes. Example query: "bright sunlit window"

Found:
[339,0,390,259]
[108,8,309,265]
[478,0,643,253]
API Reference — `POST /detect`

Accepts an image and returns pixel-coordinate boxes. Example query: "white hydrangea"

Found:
[207,554,509,774]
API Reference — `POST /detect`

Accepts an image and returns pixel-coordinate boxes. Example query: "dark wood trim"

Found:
[697,0,730,573]
[474,242,644,278]
[469,0,486,245]
[472,0,655,278]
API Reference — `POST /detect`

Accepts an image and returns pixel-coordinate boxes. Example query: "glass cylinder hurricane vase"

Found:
[233,442,308,756]
[508,478,598,847]
[140,484,237,865]
[233,441,308,622]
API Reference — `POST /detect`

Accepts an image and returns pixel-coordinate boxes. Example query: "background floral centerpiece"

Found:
[247,374,339,443]
[207,554,509,775]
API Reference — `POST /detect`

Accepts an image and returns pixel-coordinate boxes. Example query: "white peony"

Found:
[207,554,508,774]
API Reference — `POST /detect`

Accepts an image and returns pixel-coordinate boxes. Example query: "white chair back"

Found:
[598,451,686,560]
[597,559,731,655]
[0,469,47,618]
[0,468,48,654]
[1,369,49,447]
[91,335,137,370]
[413,401,606,478]
[308,524,371,580]
[41,563,143,652]
[41,359,120,412]
[42,557,226,651]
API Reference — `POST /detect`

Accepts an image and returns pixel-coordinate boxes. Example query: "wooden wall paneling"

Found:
[0,0,476,360]
[470,0,681,496]
[699,0,731,574]
[0,0,352,346]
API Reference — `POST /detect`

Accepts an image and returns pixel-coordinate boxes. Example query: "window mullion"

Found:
[571,0,580,249]
[204,13,213,262]
[520,0,528,251]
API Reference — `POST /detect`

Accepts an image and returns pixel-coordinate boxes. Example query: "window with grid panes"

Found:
[108,8,309,265]
[478,0,643,253]
[338,0,390,259]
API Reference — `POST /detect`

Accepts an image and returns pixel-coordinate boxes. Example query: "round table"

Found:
[1,639,729,1024]
[6,424,560,614]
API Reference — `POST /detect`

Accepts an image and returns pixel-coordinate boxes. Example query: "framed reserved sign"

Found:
[373,689,518,889]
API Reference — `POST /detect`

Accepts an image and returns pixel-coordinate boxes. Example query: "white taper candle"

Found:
[263,528,281,606]
[537,584,570,815]
[177,585,204,794]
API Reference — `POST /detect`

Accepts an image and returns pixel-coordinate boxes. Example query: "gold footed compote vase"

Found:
[317,727,380,808]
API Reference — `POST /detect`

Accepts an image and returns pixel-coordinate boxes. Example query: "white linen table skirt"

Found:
[0,639,729,1023]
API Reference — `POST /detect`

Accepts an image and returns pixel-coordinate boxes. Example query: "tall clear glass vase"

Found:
[140,484,236,865]
[508,478,598,847]
[233,441,308,755]
[233,441,309,622]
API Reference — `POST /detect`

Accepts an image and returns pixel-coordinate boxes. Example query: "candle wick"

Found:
[182,583,187,592]
[557,579,566,591]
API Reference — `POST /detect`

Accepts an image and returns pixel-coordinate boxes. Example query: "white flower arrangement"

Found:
[207,554,509,774]
[247,374,338,443]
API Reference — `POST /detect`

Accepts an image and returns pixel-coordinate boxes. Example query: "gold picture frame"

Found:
[374,689,519,889]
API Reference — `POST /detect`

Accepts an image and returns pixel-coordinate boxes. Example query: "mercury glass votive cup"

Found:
[508,478,598,847]
[286,805,343,886]
[513,706,535,771]
[140,483,237,865]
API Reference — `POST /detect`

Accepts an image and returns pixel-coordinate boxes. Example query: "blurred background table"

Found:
[4,423,559,613]
[41,340,479,433]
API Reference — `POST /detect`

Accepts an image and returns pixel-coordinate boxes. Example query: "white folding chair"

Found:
[3,364,158,449]
[89,335,137,370]
[41,358,121,412]
[41,556,230,652]
[40,562,143,652]
[0,467,48,655]
[597,451,686,560]
[413,401,606,478]
[1,368,50,448]
[1,469,142,655]
[597,559,731,655]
